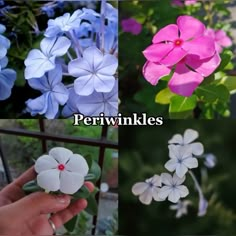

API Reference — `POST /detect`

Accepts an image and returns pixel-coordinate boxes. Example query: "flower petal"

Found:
[49,147,73,164]
[159,186,172,200]
[132,182,149,196]
[173,173,186,185]
[68,58,91,77]
[183,129,198,144]
[0,69,16,100]
[190,142,204,156]
[215,30,232,47]
[35,155,58,173]
[176,185,189,198]
[183,157,198,169]
[152,24,179,43]
[97,54,118,75]
[94,74,115,93]
[168,189,180,203]
[152,187,165,201]
[161,173,173,186]
[60,171,84,194]
[83,46,103,70]
[74,74,95,96]
[151,174,162,187]
[182,36,215,59]
[168,63,204,97]
[165,159,178,172]
[139,188,153,205]
[168,134,183,144]
[168,145,180,159]
[176,164,188,178]
[142,61,171,85]
[177,15,205,40]
[160,47,187,66]
[185,53,221,77]
[143,43,174,62]
[37,169,60,191]
[65,154,89,176]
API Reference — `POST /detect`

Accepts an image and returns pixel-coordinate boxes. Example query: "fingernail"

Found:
[56,195,70,204]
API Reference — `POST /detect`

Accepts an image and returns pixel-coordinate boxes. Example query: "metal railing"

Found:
[0,119,118,235]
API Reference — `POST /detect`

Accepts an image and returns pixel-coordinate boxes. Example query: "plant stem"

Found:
[100,0,106,52]
[189,170,203,198]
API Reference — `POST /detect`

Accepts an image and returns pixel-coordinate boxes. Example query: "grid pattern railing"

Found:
[0,119,118,235]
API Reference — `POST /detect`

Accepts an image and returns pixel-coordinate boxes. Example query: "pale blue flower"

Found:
[44,9,84,37]
[204,154,217,168]
[170,200,192,218]
[41,5,55,18]
[0,68,16,100]
[198,196,208,217]
[0,24,10,60]
[24,36,71,80]
[68,46,117,96]
[76,22,94,48]
[26,65,69,119]
[62,80,118,117]
[104,3,118,34]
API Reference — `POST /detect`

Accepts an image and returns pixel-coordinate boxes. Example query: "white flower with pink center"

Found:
[35,147,89,194]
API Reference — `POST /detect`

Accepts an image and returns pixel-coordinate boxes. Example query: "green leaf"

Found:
[169,95,197,119]
[196,84,230,103]
[216,51,232,72]
[64,215,78,232]
[23,180,42,193]
[85,195,98,215]
[73,186,91,199]
[89,161,101,183]
[155,88,175,105]
[220,76,236,93]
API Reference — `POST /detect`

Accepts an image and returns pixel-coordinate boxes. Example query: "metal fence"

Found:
[0,119,118,235]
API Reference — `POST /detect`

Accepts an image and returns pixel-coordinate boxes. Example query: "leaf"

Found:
[89,161,101,183]
[196,84,230,103]
[64,215,78,232]
[220,76,236,93]
[23,180,42,193]
[85,195,98,215]
[169,95,197,119]
[73,185,91,199]
[216,51,232,72]
[155,88,175,105]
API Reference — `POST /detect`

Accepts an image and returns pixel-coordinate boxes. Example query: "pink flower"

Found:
[172,0,197,6]
[142,15,221,97]
[143,16,215,66]
[121,18,142,35]
[205,28,232,53]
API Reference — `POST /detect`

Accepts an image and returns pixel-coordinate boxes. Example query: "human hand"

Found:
[0,167,94,235]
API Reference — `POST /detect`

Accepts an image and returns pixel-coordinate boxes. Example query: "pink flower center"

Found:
[174,39,183,47]
[58,164,65,171]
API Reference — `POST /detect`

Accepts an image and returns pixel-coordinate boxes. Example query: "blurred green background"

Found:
[119,121,236,235]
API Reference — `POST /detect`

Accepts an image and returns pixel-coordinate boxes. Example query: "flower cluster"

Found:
[0,24,16,101]
[142,15,221,97]
[25,0,118,119]
[35,147,89,194]
[132,129,216,218]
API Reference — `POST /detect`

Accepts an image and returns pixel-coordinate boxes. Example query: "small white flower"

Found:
[165,145,198,178]
[132,175,164,205]
[168,129,204,156]
[159,173,189,203]
[204,154,217,168]
[35,147,89,194]
[170,200,192,218]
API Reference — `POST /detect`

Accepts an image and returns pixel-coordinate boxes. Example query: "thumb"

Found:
[12,192,71,220]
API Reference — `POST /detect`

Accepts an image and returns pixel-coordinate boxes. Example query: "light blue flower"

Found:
[26,65,69,119]
[104,3,118,34]
[0,56,8,70]
[44,9,84,37]
[41,5,55,18]
[24,36,71,80]
[76,22,94,48]
[0,24,10,60]
[68,46,117,96]
[198,196,208,217]
[62,80,118,117]
[0,68,16,100]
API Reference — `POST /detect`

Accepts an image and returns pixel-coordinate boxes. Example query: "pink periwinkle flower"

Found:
[172,0,197,6]
[121,18,142,35]
[205,28,232,53]
[142,15,221,97]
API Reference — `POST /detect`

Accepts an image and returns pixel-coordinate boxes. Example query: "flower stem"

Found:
[100,0,106,53]
[188,170,203,198]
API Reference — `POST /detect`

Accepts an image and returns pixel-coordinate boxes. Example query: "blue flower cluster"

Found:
[0,24,16,101]
[25,0,118,119]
